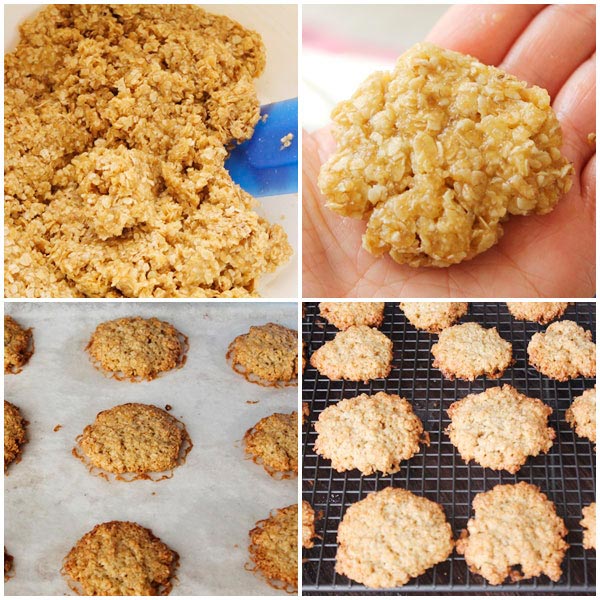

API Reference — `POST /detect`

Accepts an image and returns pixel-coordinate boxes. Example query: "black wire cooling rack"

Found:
[302,302,596,596]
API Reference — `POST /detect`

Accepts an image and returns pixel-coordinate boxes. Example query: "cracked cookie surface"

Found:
[4,401,27,473]
[4,316,33,374]
[400,302,468,333]
[319,302,385,330]
[506,302,570,324]
[566,386,596,443]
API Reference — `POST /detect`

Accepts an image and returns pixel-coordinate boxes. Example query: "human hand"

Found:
[303,4,595,298]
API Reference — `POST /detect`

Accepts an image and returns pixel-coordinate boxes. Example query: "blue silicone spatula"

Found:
[225,97,298,197]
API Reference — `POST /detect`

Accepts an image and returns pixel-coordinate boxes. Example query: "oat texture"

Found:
[4,316,33,374]
[62,521,178,595]
[302,501,317,549]
[565,386,596,444]
[335,487,453,588]
[319,42,572,267]
[456,482,568,585]
[227,323,298,386]
[319,302,385,330]
[5,4,291,298]
[400,302,468,333]
[314,392,428,475]
[244,411,298,477]
[310,326,393,381]
[86,316,187,381]
[446,385,555,473]
[506,302,570,324]
[527,320,596,381]
[4,401,27,473]
[302,402,310,424]
[581,503,596,550]
[431,322,513,380]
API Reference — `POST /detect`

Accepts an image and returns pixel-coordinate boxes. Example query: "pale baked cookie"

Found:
[62,521,178,595]
[581,502,596,550]
[446,385,555,473]
[319,302,385,330]
[244,411,297,477]
[227,323,298,387]
[506,302,570,324]
[86,317,188,382]
[431,322,512,380]
[249,503,298,589]
[456,482,568,585]
[302,501,317,549]
[566,386,596,443]
[4,316,33,374]
[400,302,468,333]
[314,392,428,475]
[77,403,191,478]
[310,326,393,381]
[4,401,27,473]
[527,320,596,381]
[336,487,453,588]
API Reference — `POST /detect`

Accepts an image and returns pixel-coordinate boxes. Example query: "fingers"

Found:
[426,4,544,65]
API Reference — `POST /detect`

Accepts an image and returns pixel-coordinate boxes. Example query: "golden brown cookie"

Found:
[244,411,297,478]
[302,402,310,424]
[336,487,453,588]
[446,385,555,473]
[302,500,317,549]
[506,302,570,324]
[431,322,513,380]
[314,392,428,475]
[566,386,596,443]
[456,482,568,585]
[319,302,385,330]
[581,502,596,550]
[227,323,298,387]
[527,320,596,381]
[4,315,33,374]
[86,317,188,382]
[400,302,468,333]
[62,521,178,595]
[310,326,393,381]
[4,401,27,473]
[4,547,13,582]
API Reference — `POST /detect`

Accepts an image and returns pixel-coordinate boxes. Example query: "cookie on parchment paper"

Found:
[319,302,385,330]
[399,302,468,333]
[527,320,596,381]
[4,548,13,581]
[566,386,596,444]
[4,401,27,473]
[302,500,317,549]
[4,316,33,374]
[431,322,513,380]
[506,302,569,324]
[62,521,179,596]
[335,487,453,588]
[456,482,568,585]
[581,502,596,550]
[314,392,428,476]
[446,385,555,473]
[310,325,393,382]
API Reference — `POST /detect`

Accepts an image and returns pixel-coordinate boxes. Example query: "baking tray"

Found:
[302,302,596,595]
[4,301,297,596]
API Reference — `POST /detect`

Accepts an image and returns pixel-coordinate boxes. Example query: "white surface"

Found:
[4,4,298,299]
[4,302,298,596]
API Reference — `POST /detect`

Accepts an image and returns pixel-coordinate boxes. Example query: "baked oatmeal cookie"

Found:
[319,302,385,330]
[566,386,596,443]
[319,43,572,267]
[302,500,317,549]
[4,548,13,581]
[527,320,596,381]
[400,302,468,333]
[506,302,570,324]
[336,487,453,588]
[446,385,555,473]
[4,316,33,374]
[227,323,298,386]
[581,503,596,550]
[310,326,393,381]
[4,401,27,473]
[314,392,428,475]
[431,322,513,380]
[86,317,187,382]
[456,482,568,585]
[302,402,310,424]
[244,411,297,477]
[62,521,178,595]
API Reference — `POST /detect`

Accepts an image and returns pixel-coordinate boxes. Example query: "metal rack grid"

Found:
[302,302,596,596]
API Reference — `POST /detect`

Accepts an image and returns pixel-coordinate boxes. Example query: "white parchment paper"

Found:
[4,302,298,596]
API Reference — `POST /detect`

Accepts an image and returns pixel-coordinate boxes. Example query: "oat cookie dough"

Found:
[62,521,178,595]
[527,320,596,381]
[506,302,570,324]
[244,411,297,477]
[319,302,385,330]
[4,401,27,473]
[5,5,291,298]
[302,501,317,549]
[456,482,568,585]
[310,326,393,381]
[336,487,453,588]
[249,503,298,589]
[227,323,298,386]
[4,316,33,374]
[314,392,428,475]
[86,317,187,382]
[400,302,468,333]
[77,403,191,477]
[446,385,555,473]
[565,386,596,444]
[319,43,572,267]
[431,322,512,380]
[581,503,596,550]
